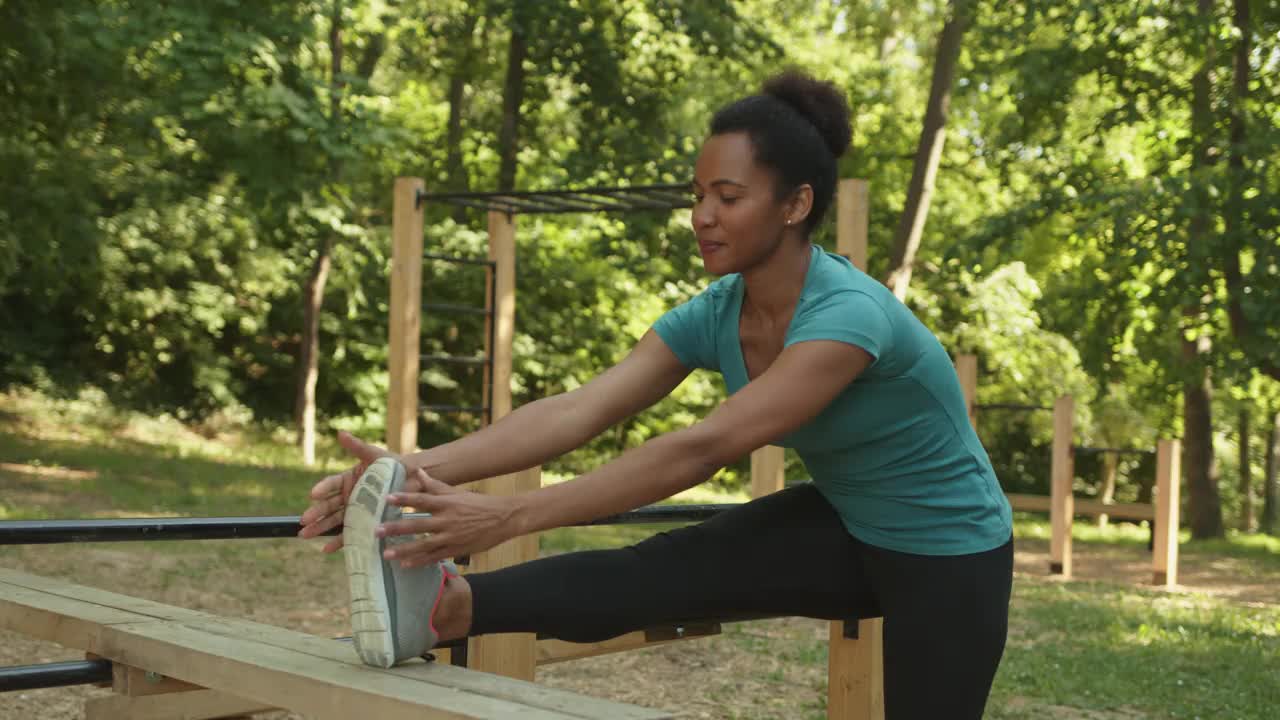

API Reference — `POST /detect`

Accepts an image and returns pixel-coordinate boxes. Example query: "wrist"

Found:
[508,492,539,536]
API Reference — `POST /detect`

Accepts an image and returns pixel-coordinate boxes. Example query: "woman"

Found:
[299,70,1013,719]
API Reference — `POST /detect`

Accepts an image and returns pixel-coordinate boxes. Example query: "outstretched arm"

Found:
[299,330,690,547]
[406,330,691,487]
[383,339,873,566]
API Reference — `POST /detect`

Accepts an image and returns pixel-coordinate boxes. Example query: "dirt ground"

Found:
[1,534,1273,720]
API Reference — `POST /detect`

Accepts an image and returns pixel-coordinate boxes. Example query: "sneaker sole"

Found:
[343,458,402,668]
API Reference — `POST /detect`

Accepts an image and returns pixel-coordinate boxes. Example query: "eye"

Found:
[721,196,740,205]
[692,193,705,204]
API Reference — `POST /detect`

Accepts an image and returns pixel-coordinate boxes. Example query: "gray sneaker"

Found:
[343,457,457,668]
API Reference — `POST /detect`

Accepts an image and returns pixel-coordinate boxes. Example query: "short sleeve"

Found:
[785,290,895,362]
[652,290,721,372]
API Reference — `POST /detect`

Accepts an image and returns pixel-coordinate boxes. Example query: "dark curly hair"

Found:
[709,70,852,232]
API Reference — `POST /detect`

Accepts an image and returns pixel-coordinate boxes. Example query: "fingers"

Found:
[338,431,390,465]
[298,503,346,539]
[300,491,346,527]
[378,514,447,538]
[380,534,454,568]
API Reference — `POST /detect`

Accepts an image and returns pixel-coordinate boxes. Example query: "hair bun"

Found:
[762,70,852,159]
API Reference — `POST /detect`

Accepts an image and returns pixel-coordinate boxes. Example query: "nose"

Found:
[692,201,716,230]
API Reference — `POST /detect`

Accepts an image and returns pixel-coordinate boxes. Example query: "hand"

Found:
[298,431,400,552]
[376,473,525,567]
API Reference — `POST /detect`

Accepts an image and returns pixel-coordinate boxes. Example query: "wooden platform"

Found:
[0,567,670,720]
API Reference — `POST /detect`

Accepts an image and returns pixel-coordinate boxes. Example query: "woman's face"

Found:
[691,132,795,276]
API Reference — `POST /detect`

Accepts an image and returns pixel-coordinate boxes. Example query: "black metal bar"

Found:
[0,504,741,545]
[423,302,491,317]
[423,253,495,268]
[490,194,603,214]
[421,404,489,414]
[421,353,489,367]
[0,659,112,692]
[1074,446,1156,456]
[417,184,694,215]
[974,403,1052,412]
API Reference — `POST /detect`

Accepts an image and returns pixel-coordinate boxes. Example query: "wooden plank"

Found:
[1153,439,1181,587]
[954,354,977,429]
[0,569,670,720]
[836,179,869,271]
[84,688,273,720]
[750,446,785,498]
[1049,395,1075,577]
[388,176,426,454]
[826,619,884,720]
[112,662,203,696]
[830,179,881,720]
[1006,493,1154,521]
[468,208,539,682]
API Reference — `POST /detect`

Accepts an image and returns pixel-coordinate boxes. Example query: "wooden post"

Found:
[1049,395,1075,576]
[1098,452,1118,528]
[825,178,883,720]
[1153,439,1182,588]
[954,353,977,429]
[387,178,425,454]
[837,179,869,271]
[466,209,539,681]
[750,449,786,498]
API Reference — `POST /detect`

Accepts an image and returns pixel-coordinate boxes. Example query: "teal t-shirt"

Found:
[652,245,1012,556]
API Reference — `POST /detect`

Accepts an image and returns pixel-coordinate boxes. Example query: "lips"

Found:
[698,240,725,255]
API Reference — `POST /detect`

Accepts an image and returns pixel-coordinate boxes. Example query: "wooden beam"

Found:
[388,177,426,454]
[827,618,883,720]
[467,208,539,681]
[828,179,883,720]
[111,662,202,696]
[84,689,273,720]
[0,569,669,720]
[1153,439,1182,587]
[1006,493,1155,521]
[954,354,977,429]
[1049,395,1075,577]
[836,179,869,271]
[750,446,786,498]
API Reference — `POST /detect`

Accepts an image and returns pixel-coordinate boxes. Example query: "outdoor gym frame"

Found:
[389,176,884,719]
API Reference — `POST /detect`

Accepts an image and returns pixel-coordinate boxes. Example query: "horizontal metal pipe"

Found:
[0,659,112,692]
[0,504,740,545]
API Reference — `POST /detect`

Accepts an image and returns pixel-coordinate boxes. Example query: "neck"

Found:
[740,237,811,320]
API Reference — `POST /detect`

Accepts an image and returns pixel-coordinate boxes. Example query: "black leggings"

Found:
[467,484,1013,719]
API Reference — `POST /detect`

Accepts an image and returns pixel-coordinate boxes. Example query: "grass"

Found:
[2,387,1279,719]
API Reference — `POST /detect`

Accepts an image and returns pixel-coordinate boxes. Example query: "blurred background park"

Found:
[1,1,1278,718]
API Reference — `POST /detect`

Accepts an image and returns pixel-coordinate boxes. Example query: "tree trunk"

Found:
[1222,0,1280,383]
[1264,409,1279,536]
[497,12,528,193]
[296,242,333,466]
[883,0,971,301]
[1239,408,1254,531]
[1182,351,1223,540]
[445,11,479,221]
[295,2,343,465]
[1181,0,1224,540]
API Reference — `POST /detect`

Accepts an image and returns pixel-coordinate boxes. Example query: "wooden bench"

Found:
[0,567,670,720]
